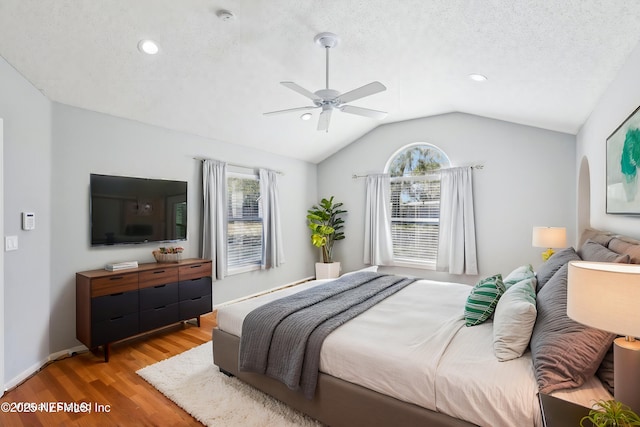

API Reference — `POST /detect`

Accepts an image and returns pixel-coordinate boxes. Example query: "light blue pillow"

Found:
[503,264,536,289]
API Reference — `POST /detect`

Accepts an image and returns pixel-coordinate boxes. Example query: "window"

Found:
[227,173,262,274]
[385,143,450,268]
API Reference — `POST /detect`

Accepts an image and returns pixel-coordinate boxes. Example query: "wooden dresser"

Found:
[76,259,212,361]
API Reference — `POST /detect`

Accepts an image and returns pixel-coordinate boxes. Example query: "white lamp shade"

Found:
[532,226,567,248]
[567,261,640,338]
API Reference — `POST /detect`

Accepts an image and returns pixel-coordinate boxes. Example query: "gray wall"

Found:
[577,40,640,238]
[1,54,318,386]
[318,113,577,283]
[50,103,318,352]
[0,57,52,386]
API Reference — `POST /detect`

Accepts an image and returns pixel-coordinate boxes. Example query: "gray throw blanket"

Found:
[239,272,416,398]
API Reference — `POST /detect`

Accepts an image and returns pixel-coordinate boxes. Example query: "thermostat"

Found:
[22,212,35,230]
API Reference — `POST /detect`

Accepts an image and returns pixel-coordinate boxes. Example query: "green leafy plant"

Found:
[580,400,640,427]
[307,197,346,263]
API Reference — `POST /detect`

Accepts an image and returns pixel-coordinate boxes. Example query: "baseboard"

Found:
[214,276,315,309]
[4,344,88,393]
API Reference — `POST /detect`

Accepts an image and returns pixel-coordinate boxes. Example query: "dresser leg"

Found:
[196,316,201,327]
[104,343,110,363]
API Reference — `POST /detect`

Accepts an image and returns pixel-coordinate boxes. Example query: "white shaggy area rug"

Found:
[137,342,322,427]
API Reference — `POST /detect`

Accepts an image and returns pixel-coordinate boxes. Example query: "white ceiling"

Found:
[2,1,640,164]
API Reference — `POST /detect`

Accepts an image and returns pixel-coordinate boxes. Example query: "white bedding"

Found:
[216,275,611,427]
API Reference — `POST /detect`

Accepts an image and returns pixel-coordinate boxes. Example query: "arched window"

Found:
[384,143,450,267]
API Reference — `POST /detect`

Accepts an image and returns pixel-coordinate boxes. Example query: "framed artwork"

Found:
[606,104,640,214]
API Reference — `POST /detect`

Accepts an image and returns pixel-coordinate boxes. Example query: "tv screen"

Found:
[90,174,187,246]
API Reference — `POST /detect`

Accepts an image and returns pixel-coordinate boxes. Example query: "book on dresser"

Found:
[76,258,213,362]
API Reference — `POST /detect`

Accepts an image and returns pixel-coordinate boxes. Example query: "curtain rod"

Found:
[193,157,284,175]
[351,164,484,179]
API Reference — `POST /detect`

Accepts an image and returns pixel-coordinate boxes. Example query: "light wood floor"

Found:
[0,312,217,427]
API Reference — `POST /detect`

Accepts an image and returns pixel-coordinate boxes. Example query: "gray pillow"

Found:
[530,264,615,394]
[535,247,581,292]
[578,239,630,263]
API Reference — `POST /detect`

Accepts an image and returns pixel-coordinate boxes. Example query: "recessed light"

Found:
[469,73,488,82]
[216,10,236,21]
[300,113,313,121]
[138,39,159,55]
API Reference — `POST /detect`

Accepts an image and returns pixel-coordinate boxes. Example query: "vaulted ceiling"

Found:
[2,1,640,163]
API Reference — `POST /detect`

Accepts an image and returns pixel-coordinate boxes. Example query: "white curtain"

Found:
[437,166,478,275]
[259,169,285,269]
[202,160,227,280]
[363,174,394,265]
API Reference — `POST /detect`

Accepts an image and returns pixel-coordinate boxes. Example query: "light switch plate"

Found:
[5,235,18,251]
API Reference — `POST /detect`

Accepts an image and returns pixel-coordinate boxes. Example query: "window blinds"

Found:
[227,176,262,272]
[390,175,441,265]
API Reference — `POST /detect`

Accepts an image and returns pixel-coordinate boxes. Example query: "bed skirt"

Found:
[212,328,475,427]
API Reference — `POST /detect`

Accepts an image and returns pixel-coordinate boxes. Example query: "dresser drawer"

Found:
[179,262,212,281]
[140,303,179,332]
[179,294,212,320]
[92,313,139,346]
[91,274,138,297]
[139,267,179,289]
[91,290,139,322]
[179,277,212,301]
[139,282,179,311]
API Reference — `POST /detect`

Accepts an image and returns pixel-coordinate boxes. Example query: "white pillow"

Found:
[493,278,537,361]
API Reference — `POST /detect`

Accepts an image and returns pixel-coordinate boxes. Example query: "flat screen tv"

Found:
[90,174,187,246]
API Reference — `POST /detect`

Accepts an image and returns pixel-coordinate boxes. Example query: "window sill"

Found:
[227,264,261,276]
[389,259,436,271]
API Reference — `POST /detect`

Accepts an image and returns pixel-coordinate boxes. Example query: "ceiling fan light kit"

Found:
[264,32,387,132]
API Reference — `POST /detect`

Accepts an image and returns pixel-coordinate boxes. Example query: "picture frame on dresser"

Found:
[606,104,640,214]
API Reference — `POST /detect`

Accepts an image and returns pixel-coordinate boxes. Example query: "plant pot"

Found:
[315,262,341,280]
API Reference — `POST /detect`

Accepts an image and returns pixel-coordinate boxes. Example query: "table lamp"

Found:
[567,261,640,414]
[532,226,567,261]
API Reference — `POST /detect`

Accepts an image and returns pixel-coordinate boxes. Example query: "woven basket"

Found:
[153,251,182,263]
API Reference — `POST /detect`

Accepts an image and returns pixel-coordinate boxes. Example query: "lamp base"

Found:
[614,337,640,414]
[541,248,555,261]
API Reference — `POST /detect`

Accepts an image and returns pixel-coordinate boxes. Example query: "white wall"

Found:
[0,57,52,388]
[577,40,640,237]
[50,103,318,352]
[318,112,576,283]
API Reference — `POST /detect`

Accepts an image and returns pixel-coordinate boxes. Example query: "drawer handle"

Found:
[191,296,202,301]
[109,292,124,297]
[109,276,124,281]
[153,270,166,274]
[110,315,124,321]
[154,305,166,310]
[190,264,202,269]
[154,284,166,289]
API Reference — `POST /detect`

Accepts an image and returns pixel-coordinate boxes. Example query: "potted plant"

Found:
[307,196,346,279]
[581,400,640,427]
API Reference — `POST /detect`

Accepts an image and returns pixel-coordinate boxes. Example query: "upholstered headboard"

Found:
[579,227,640,263]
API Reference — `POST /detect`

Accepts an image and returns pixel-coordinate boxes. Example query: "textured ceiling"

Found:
[2,1,640,163]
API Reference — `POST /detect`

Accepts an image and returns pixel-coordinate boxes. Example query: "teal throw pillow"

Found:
[464,274,505,326]
[503,264,536,289]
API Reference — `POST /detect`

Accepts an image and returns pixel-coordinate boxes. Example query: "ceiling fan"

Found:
[264,32,387,132]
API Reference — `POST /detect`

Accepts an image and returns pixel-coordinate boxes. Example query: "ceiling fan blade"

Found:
[338,81,386,104]
[340,105,387,119]
[318,108,332,132]
[281,82,320,101]
[263,106,318,116]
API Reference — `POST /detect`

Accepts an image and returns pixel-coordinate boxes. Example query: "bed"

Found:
[212,228,637,426]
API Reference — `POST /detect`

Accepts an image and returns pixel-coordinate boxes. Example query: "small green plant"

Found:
[306,197,346,263]
[580,400,640,427]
